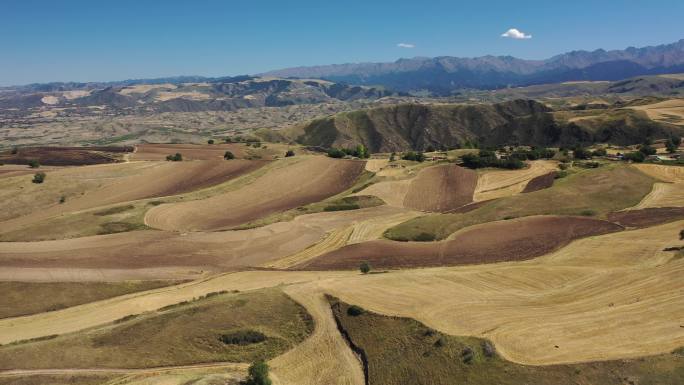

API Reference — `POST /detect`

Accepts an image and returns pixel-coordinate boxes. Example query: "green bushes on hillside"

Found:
[461,151,524,169]
[327,145,370,159]
[402,151,426,162]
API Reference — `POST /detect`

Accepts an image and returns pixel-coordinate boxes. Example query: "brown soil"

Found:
[607,207,684,228]
[145,157,366,231]
[297,216,622,270]
[522,172,557,193]
[0,147,132,166]
[403,164,477,212]
[131,143,247,161]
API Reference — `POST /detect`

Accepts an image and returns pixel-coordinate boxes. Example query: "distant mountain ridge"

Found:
[262,40,684,94]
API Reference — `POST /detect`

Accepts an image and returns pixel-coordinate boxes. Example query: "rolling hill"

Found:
[287,99,683,151]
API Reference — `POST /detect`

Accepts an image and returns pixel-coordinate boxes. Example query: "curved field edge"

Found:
[1,220,682,366]
[384,163,657,241]
[0,289,313,370]
[329,297,684,385]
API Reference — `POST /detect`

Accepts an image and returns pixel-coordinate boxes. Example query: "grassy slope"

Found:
[0,375,116,385]
[0,281,184,319]
[0,289,313,369]
[386,164,655,241]
[331,299,684,385]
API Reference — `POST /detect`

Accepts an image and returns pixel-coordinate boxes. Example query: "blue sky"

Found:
[2,0,683,85]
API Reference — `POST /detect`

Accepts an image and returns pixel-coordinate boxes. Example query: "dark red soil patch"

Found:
[403,165,477,212]
[297,216,623,270]
[0,146,132,166]
[607,207,684,228]
[522,171,557,193]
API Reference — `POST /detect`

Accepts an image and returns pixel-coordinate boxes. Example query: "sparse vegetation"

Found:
[31,172,45,184]
[166,152,183,161]
[359,261,371,274]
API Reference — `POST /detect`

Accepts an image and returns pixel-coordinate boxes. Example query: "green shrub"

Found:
[224,151,235,160]
[624,151,645,163]
[32,172,46,184]
[347,305,365,316]
[207,139,215,144]
[579,209,596,217]
[638,144,656,156]
[413,232,436,242]
[285,150,295,157]
[59,195,66,204]
[219,330,267,345]
[245,361,271,385]
[28,159,40,168]
[573,147,591,160]
[11,147,18,155]
[402,151,426,162]
[359,262,371,274]
[166,153,182,161]
[591,148,607,157]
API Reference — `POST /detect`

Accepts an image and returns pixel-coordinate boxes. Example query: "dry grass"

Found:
[0,281,182,319]
[0,289,313,369]
[4,220,684,367]
[629,98,684,125]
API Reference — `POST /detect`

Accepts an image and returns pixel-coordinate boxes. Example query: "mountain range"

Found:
[262,39,684,94]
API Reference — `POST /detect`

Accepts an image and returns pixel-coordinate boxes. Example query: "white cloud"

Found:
[501,28,532,39]
[397,43,415,48]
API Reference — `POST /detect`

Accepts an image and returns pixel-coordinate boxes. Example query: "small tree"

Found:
[224,151,235,160]
[285,150,295,157]
[28,159,40,168]
[389,152,396,162]
[639,144,656,156]
[666,139,678,154]
[32,172,46,184]
[245,361,271,385]
[166,153,183,161]
[359,261,371,274]
[11,147,18,155]
[207,139,215,145]
[59,195,66,204]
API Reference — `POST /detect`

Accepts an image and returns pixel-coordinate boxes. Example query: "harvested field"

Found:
[353,179,411,207]
[145,157,366,231]
[2,220,683,366]
[522,171,557,193]
[0,206,401,278]
[0,147,132,166]
[474,160,557,201]
[331,298,684,385]
[0,281,182,319]
[633,163,684,183]
[0,289,313,369]
[364,159,388,172]
[297,216,621,270]
[633,182,684,208]
[386,164,655,241]
[0,160,267,236]
[130,143,247,161]
[403,164,477,212]
[607,207,684,228]
[629,98,684,125]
